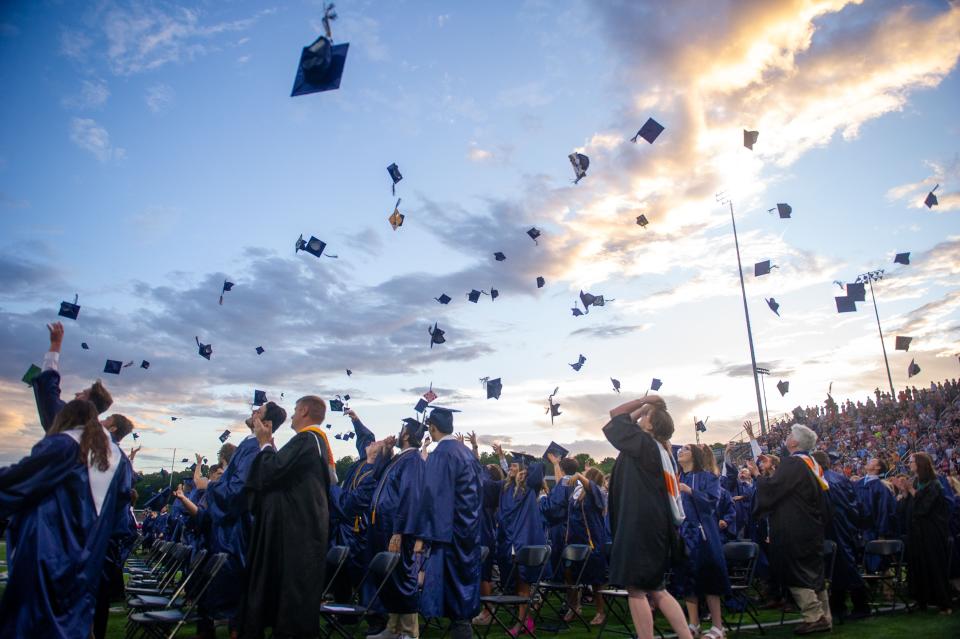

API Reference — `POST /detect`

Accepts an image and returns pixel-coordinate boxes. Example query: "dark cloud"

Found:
[709,359,793,378]
[569,323,650,339]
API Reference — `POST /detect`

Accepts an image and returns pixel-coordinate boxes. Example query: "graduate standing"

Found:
[0,400,131,639]
[854,458,897,572]
[414,407,484,639]
[238,395,335,639]
[367,419,426,639]
[565,467,610,626]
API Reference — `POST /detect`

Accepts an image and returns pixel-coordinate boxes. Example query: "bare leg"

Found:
[590,589,606,624]
[706,594,724,632]
[511,581,532,633]
[626,589,655,639]
[650,590,693,639]
[685,597,699,630]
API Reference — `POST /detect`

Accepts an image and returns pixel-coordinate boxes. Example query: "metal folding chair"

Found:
[535,544,592,632]
[319,551,401,639]
[479,545,551,639]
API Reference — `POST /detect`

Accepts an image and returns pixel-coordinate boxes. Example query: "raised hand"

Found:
[743,420,755,439]
[253,414,272,446]
[455,433,465,445]
[468,431,478,448]
[195,452,203,465]
[47,321,64,352]
[129,445,142,461]
[345,409,359,421]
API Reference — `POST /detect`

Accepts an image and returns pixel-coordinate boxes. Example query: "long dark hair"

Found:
[50,399,110,471]
[913,452,936,484]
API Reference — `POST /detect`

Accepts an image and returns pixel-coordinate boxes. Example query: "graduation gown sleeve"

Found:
[31,369,65,433]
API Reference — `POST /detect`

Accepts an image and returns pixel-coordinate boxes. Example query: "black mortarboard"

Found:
[486,377,502,400]
[401,417,426,442]
[765,297,780,316]
[329,396,344,412]
[132,432,140,440]
[59,294,80,320]
[291,35,349,96]
[636,214,649,227]
[908,359,921,378]
[579,290,596,310]
[611,378,621,393]
[490,289,499,301]
[895,336,912,351]
[754,260,775,277]
[536,276,545,288]
[346,369,352,376]
[414,398,429,413]
[467,289,482,303]
[426,406,460,434]
[569,152,589,183]
[768,203,792,219]
[571,306,583,317]
[343,394,351,402]
[388,199,404,230]
[924,184,939,209]
[387,163,403,195]
[543,441,569,461]
[546,387,561,423]
[494,252,506,261]
[835,296,857,313]
[743,129,759,150]
[81,342,89,350]
[569,354,586,372]
[104,359,122,375]
[527,227,541,244]
[22,364,41,386]
[141,360,150,369]
[335,433,343,440]
[777,380,789,396]
[253,390,267,406]
[144,487,171,512]
[632,118,664,144]
[651,378,663,391]
[296,234,337,259]
[894,252,910,265]
[219,280,234,305]
[170,416,178,421]
[256,346,265,355]
[511,452,537,468]
[695,418,708,433]
[846,282,866,302]
[196,337,212,360]
[435,293,452,304]
[181,457,189,464]
[429,322,445,348]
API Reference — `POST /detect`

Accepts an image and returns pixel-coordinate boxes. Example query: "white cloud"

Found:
[59,29,93,61]
[467,146,493,162]
[69,117,125,162]
[61,79,110,110]
[886,155,960,212]
[145,83,175,113]
[437,14,451,28]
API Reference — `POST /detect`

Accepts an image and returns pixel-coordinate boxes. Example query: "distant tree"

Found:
[478,451,500,467]
[574,453,596,470]
[335,455,357,480]
[597,457,616,475]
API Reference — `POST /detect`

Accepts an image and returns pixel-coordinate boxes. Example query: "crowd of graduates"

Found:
[1,322,959,639]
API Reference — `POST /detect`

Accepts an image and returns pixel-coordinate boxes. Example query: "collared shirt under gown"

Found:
[0,431,130,639]
[603,414,677,591]
[367,447,425,613]
[238,429,332,639]
[415,437,484,621]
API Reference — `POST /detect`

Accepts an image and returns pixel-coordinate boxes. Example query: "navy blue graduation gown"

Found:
[481,476,501,581]
[565,481,609,584]
[367,448,425,613]
[854,477,896,572]
[542,476,573,574]
[822,469,865,591]
[329,418,379,584]
[717,487,737,542]
[31,368,65,432]
[416,437,483,620]
[673,470,730,598]
[496,463,548,585]
[0,433,130,639]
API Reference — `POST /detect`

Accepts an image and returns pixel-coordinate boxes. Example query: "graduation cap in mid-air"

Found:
[494,252,506,262]
[484,377,503,400]
[546,387,561,424]
[765,298,780,316]
[632,118,664,144]
[295,235,337,259]
[21,364,41,386]
[170,416,178,421]
[387,163,403,195]
[908,359,921,378]
[346,369,353,376]
[256,346,265,355]
[334,433,343,440]
[695,417,708,433]
[571,305,584,317]
[414,398,429,414]
[104,360,122,375]
[579,290,597,312]
[141,360,150,369]
[59,294,80,320]
[611,378,621,393]
[195,337,212,360]
[181,457,189,464]
[569,354,587,372]
[132,432,140,440]
[636,214,649,228]
[219,280,234,305]
[768,203,792,219]
[894,252,910,265]
[846,282,866,303]
[423,384,438,403]
[435,293,452,305]
[835,296,857,313]
[290,9,349,98]
[429,322,446,348]
[743,129,759,150]
[924,184,939,209]
[569,152,589,183]
[490,288,499,301]
[329,396,345,412]
[543,441,569,461]
[467,289,482,303]
[388,199,404,230]
[895,336,913,351]
[754,260,776,277]
[777,380,789,396]
[527,227,541,244]
[81,342,89,350]
[536,276,545,288]
[651,378,663,392]
[253,390,267,406]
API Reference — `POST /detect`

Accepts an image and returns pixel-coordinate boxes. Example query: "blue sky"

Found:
[1,0,958,472]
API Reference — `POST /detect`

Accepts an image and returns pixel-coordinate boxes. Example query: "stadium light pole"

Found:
[756,367,771,428]
[717,193,768,436]
[856,269,896,398]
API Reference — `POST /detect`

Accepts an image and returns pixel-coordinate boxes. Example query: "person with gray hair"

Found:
[747,422,832,635]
